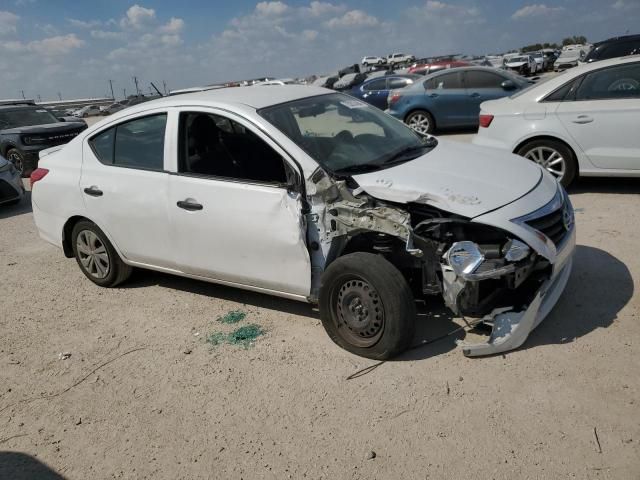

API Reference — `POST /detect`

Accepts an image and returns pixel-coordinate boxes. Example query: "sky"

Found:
[0,0,638,100]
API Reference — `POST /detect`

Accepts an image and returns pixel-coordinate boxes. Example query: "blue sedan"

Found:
[348,74,422,110]
[386,67,531,134]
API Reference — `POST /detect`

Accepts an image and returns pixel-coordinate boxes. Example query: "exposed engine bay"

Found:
[306,170,560,356]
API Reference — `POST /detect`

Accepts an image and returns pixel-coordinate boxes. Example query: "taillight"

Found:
[479,114,494,128]
[388,92,401,105]
[30,168,49,188]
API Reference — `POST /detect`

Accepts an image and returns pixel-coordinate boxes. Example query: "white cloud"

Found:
[68,18,102,29]
[159,17,184,34]
[120,4,156,29]
[1,33,84,56]
[305,1,345,17]
[512,4,565,20]
[612,0,640,10]
[91,30,124,40]
[0,11,19,35]
[255,1,289,16]
[326,10,379,28]
[409,1,483,25]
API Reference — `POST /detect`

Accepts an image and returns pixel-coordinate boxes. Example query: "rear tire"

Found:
[516,139,577,187]
[405,110,435,135]
[319,252,416,360]
[6,148,27,177]
[71,220,132,287]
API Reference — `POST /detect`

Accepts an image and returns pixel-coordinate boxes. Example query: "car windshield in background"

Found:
[259,93,436,175]
[0,108,59,129]
[509,56,527,63]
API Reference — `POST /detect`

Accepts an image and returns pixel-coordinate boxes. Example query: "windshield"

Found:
[0,107,59,129]
[558,50,581,60]
[258,93,437,175]
[509,56,528,63]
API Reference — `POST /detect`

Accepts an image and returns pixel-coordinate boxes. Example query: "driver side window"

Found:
[178,112,288,185]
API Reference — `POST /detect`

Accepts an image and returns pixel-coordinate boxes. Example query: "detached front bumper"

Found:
[457,224,575,357]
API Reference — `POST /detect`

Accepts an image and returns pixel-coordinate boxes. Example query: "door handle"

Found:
[83,186,103,197]
[572,115,594,124]
[470,92,481,98]
[177,199,203,211]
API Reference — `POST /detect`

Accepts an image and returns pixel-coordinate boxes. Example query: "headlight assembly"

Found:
[445,239,531,281]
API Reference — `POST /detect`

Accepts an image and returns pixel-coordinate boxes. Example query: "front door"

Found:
[168,109,311,296]
[556,61,640,170]
[423,71,469,127]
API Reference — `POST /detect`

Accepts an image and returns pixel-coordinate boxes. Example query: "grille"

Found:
[0,179,20,201]
[525,207,569,247]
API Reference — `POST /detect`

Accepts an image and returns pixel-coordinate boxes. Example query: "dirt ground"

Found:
[1,153,639,478]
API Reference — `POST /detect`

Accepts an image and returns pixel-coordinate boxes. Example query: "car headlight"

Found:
[503,239,530,262]
[22,135,47,145]
[446,241,484,276]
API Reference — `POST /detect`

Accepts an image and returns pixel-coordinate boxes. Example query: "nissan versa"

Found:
[31,86,575,359]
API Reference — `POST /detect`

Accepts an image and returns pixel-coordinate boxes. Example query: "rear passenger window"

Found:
[424,72,462,90]
[388,78,411,89]
[89,114,167,171]
[575,63,640,100]
[464,71,504,89]
[363,79,387,91]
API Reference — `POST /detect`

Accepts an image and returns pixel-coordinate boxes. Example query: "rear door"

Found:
[556,61,640,170]
[462,70,511,126]
[423,71,468,127]
[359,78,389,109]
[80,110,173,267]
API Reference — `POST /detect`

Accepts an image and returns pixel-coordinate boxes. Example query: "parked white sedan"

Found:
[474,56,640,186]
[31,87,575,359]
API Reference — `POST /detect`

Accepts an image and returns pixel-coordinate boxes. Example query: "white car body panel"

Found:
[32,85,576,356]
[473,56,640,178]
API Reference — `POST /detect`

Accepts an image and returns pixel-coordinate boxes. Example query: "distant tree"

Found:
[563,35,587,46]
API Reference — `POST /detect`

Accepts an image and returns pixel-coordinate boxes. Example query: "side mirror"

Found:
[501,80,517,90]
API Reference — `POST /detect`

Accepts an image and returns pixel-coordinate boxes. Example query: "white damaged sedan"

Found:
[31,86,575,359]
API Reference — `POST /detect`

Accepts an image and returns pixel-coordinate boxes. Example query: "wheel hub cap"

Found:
[408,114,430,134]
[76,230,110,279]
[336,279,385,347]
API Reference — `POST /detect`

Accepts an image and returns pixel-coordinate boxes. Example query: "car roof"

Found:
[594,34,640,46]
[121,85,332,113]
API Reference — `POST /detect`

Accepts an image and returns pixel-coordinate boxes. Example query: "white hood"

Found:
[352,139,542,218]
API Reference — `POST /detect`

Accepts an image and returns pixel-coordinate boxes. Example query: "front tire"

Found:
[517,139,577,187]
[319,253,416,360]
[71,220,132,287]
[405,110,435,135]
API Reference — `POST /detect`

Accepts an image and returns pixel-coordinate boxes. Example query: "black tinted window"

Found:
[424,72,462,90]
[543,79,580,102]
[179,112,287,184]
[576,63,640,100]
[90,127,115,163]
[113,114,166,170]
[464,71,504,88]
[601,41,640,60]
[363,78,387,91]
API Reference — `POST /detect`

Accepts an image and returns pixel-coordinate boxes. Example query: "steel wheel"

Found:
[406,112,432,135]
[333,277,385,348]
[524,146,566,181]
[6,150,23,173]
[76,230,110,279]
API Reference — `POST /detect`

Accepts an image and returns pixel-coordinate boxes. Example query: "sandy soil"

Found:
[1,165,639,479]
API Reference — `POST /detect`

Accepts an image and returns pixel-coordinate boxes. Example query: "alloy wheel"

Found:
[334,277,385,348]
[524,146,566,181]
[7,151,23,173]
[76,230,110,279]
[407,113,430,135]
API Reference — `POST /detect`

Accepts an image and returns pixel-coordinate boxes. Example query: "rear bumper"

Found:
[457,224,576,357]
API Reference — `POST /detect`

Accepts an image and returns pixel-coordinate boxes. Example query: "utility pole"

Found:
[133,76,140,95]
[21,90,25,99]
[163,80,167,95]
[108,79,115,100]
[58,92,62,101]
[123,88,126,99]
[37,94,41,102]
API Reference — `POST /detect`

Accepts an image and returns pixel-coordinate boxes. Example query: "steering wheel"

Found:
[608,78,639,91]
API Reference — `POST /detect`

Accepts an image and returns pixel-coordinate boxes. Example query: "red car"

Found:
[408,60,472,75]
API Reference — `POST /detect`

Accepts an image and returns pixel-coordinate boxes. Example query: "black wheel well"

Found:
[514,136,578,171]
[404,108,435,127]
[1,143,17,156]
[62,216,90,258]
